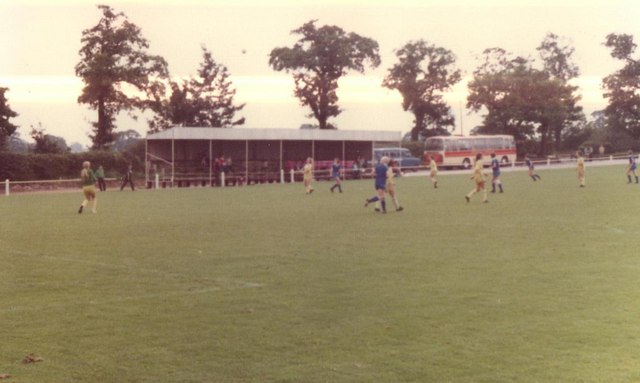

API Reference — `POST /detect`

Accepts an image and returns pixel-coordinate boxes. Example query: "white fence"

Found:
[2,154,632,196]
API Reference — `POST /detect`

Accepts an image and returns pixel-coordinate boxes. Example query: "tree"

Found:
[382,40,461,141]
[111,129,141,152]
[76,5,168,150]
[7,132,30,153]
[269,20,380,129]
[467,48,538,147]
[536,33,584,151]
[148,46,245,132]
[29,123,69,154]
[0,87,19,151]
[467,39,583,156]
[602,33,640,140]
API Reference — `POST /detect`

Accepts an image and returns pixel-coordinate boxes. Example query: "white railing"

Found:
[3,154,632,195]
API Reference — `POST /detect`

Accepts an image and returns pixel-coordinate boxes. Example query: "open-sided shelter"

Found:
[145,127,401,187]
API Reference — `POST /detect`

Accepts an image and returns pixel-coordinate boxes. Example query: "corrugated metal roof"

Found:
[146,127,401,142]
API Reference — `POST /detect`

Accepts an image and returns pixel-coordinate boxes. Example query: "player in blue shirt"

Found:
[626,150,638,184]
[329,158,343,193]
[525,154,541,181]
[364,156,390,213]
[490,153,504,193]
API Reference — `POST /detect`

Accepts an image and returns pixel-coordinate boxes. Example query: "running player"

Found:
[78,161,98,214]
[576,151,586,187]
[303,157,314,194]
[490,153,503,193]
[525,154,541,181]
[626,150,638,184]
[364,156,390,213]
[329,158,343,193]
[377,159,403,212]
[466,153,488,203]
[426,154,438,188]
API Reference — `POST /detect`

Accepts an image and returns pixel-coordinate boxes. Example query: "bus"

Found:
[424,135,516,169]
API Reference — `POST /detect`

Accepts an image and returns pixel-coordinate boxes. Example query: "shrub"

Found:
[0,151,144,181]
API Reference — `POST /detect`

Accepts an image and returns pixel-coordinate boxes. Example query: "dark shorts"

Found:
[375,182,386,190]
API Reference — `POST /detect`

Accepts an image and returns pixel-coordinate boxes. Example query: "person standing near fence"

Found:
[490,153,503,193]
[120,164,135,191]
[426,154,438,189]
[364,156,390,213]
[466,153,488,203]
[95,165,106,191]
[626,150,638,184]
[329,158,342,193]
[78,161,97,214]
[576,151,586,187]
[303,157,314,194]
[525,154,541,181]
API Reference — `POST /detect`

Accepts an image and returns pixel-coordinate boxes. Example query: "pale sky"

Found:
[1,0,638,147]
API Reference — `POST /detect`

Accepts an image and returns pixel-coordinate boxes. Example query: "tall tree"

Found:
[602,33,640,140]
[536,33,583,151]
[76,5,168,150]
[468,41,583,156]
[0,87,19,151]
[467,48,537,146]
[148,46,245,133]
[269,20,380,129]
[382,40,461,141]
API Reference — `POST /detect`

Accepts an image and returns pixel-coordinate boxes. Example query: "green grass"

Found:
[2,165,640,382]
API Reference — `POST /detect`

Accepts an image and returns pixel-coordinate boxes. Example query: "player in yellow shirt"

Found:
[576,151,586,187]
[465,153,488,203]
[303,157,314,194]
[426,154,438,188]
[78,161,98,214]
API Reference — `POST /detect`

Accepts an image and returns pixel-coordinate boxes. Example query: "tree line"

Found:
[1,5,639,157]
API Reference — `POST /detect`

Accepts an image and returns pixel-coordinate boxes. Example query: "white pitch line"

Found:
[0,283,263,315]
[0,249,264,314]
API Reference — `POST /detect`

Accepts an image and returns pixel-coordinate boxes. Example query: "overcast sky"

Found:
[1,0,638,147]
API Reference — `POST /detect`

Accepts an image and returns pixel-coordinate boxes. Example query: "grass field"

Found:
[1,164,640,382]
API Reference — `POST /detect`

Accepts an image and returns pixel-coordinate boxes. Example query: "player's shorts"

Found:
[475,181,485,191]
[375,182,386,190]
[83,185,96,200]
[430,170,437,177]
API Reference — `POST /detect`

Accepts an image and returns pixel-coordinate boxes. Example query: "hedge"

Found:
[0,151,144,181]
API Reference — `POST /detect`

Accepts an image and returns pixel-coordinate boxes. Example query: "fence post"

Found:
[155,173,159,189]
[221,172,226,187]
[610,155,613,161]
[280,169,285,184]
[547,158,551,166]
[4,179,8,196]
[290,169,295,183]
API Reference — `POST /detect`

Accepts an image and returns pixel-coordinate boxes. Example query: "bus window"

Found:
[459,139,471,151]
[425,138,443,151]
[444,140,459,151]
[489,137,502,149]
[474,138,489,150]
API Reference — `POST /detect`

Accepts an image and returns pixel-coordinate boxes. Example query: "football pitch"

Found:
[1,164,639,382]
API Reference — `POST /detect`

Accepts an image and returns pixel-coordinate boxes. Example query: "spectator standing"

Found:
[95,165,107,191]
[120,164,135,191]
